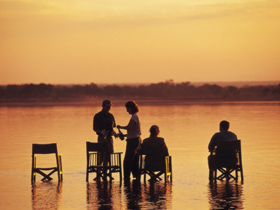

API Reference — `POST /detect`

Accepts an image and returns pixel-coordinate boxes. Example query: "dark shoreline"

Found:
[1,82,279,106]
[1,98,279,107]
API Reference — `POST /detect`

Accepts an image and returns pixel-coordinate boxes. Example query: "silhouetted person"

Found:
[140,125,169,181]
[117,101,141,181]
[208,120,237,181]
[93,100,118,179]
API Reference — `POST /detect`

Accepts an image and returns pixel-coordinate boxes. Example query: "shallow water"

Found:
[0,101,279,209]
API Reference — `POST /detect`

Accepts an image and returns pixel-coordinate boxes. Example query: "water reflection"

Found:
[124,180,172,210]
[141,181,172,209]
[32,182,62,210]
[87,181,121,210]
[124,180,142,210]
[86,180,172,210]
[208,182,243,210]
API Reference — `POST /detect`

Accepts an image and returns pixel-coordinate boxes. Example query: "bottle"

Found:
[118,128,125,140]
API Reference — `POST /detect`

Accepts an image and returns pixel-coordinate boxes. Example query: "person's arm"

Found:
[93,116,101,134]
[163,141,169,156]
[111,115,119,138]
[117,119,135,130]
[208,134,217,152]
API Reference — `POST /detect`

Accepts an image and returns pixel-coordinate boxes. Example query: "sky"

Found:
[0,0,280,85]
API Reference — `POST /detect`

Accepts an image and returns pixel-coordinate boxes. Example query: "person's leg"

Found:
[132,152,140,178]
[123,141,134,180]
[103,138,114,180]
[131,138,141,179]
[97,136,106,166]
[208,155,215,181]
[124,138,140,180]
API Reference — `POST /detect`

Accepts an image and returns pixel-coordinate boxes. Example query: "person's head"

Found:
[125,101,139,114]
[219,120,230,131]
[149,125,160,137]
[102,99,112,113]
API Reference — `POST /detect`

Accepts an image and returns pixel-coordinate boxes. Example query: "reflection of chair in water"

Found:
[210,140,244,182]
[86,182,113,208]
[142,180,172,209]
[86,141,122,181]
[208,182,243,209]
[140,154,172,182]
[32,182,62,209]
[31,143,63,184]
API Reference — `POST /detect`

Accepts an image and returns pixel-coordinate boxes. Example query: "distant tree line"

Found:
[0,80,280,102]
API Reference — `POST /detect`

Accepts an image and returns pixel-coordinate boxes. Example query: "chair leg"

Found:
[58,154,63,181]
[168,156,172,182]
[40,170,55,182]
[144,170,146,182]
[214,168,217,182]
[119,154,122,182]
[31,156,36,184]
[240,167,244,183]
[209,170,213,181]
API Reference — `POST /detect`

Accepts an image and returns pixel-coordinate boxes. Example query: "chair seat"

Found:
[35,167,58,170]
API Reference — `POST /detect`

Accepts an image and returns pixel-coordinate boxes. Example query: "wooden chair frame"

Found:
[140,154,172,182]
[31,143,63,184]
[210,140,244,183]
[86,141,122,182]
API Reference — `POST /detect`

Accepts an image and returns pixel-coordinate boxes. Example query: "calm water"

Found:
[0,101,280,209]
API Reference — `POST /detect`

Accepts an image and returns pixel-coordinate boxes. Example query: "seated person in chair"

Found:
[140,125,169,181]
[208,120,238,180]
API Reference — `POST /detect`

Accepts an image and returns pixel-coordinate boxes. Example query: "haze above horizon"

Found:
[1,0,280,85]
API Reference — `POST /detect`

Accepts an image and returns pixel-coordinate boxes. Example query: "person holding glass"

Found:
[117,101,141,181]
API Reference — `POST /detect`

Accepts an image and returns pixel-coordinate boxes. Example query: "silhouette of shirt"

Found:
[208,130,237,152]
[93,110,116,136]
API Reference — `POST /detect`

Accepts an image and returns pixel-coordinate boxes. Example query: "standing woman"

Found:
[117,101,141,181]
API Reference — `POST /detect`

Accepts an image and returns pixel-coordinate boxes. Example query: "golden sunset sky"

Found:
[1,0,280,85]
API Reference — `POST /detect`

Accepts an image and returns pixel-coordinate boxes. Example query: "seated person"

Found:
[208,120,238,180]
[140,125,169,180]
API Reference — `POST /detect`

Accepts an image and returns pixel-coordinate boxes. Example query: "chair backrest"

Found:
[86,141,108,153]
[140,140,168,171]
[140,139,167,157]
[216,140,241,163]
[32,143,58,155]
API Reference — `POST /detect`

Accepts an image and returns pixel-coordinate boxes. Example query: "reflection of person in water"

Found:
[86,182,114,209]
[124,180,142,210]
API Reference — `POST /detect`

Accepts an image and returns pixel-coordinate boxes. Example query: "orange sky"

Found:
[1,0,280,85]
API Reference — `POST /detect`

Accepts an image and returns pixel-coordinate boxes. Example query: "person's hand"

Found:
[117,125,121,129]
[101,130,107,137]
[113,131,119,138]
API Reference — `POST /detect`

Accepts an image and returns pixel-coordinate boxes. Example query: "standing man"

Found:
[93,100,118,173]
[208,120,238,181]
